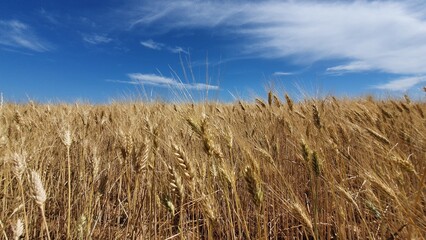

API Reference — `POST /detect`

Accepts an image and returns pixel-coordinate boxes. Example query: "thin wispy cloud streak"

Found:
[327,61,373,74]
[109,73,219,91]
[168,46,187,54]
[140,39,163,50]
[140,39,188,54]
[128,0,426,84]
[273,72,295,76]
[374,76,426,91]
[0,20,50,52]
[83,34,112,45]
[38,8,61,25]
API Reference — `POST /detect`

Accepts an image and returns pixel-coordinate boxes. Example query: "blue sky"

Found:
[1,0,426,102]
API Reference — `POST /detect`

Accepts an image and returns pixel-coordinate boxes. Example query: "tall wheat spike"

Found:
[365,127,390,145]
[11,152,26,182]
[61,127,73,239]
[285,94,294,112]
[172,143,195,192]
[312,104,322,129]
[30,170,51,240]
[244,166,264,207]
[11,218,23,240]
[10,152,29,240]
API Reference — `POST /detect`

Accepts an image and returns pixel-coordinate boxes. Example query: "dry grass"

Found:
[0,94,425,239]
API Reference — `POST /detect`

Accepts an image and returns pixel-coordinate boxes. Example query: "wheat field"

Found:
[0,94,425,239]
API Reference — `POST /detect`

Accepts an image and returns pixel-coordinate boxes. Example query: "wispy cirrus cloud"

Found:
[83,34,112,45]
[374,76,426,91]
[168,46,187,54]
[326,61,374,74]
[108,73,218,90]
[38,8,61,25]
[140,39,188,54]
[126,0,426,90]
[140,39,163,50]
[0,20,51,52]
[273,72,295,76]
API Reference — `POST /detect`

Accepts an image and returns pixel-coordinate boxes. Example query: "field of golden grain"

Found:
[0,94,425,239]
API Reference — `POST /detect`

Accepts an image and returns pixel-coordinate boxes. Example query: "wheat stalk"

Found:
[390,154,417,175]
[285,94,294,112]
[11,218,23,240]
[219,164,236,190]
[238,100,246,111]
[166,164,184,204]
[172,144,195,192]
[225,126,233,150]
[11,152,26,182]
[254,147,275,166]
[268,91,273,107]
[136,137,150,173]
[365,127,390,145]
[273,95,281,108]
[290,201,314,236]
[301,140,311,163]
[30,170,51,240]
[311,151,322,177]
[160,194,175,215]
[312,104,322,129]
[186,117,202,136]
[255,98,266,108]
[166,163,184,234]
[200,193,217,222]
[61,127,73,240]
[294,110,306,119]
[10,152,29,240]
[91,147,100,181]
[244,166,264,207]
[30,170,46,208]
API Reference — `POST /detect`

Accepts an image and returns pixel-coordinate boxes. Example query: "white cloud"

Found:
[273,72,295,76]
[374,76,426,91]
[0,20,50,52]
[38,8,60,25]
[327,61,373,74]
[140,39,164,50]
[140,39,188,54]
[129,73,175,85]
[111,73,219,90]
[168,46,188,54]
[129,1,426,76]
[83,34,112,45]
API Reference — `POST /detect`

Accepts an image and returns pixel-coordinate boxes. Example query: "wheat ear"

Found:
[11,152,30,240]
[285,94,294,112]
[172,144,195,191]
[30,170,51,240]
[11,218,23,240]
[244,166,264,207]
[61,128,73,239]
